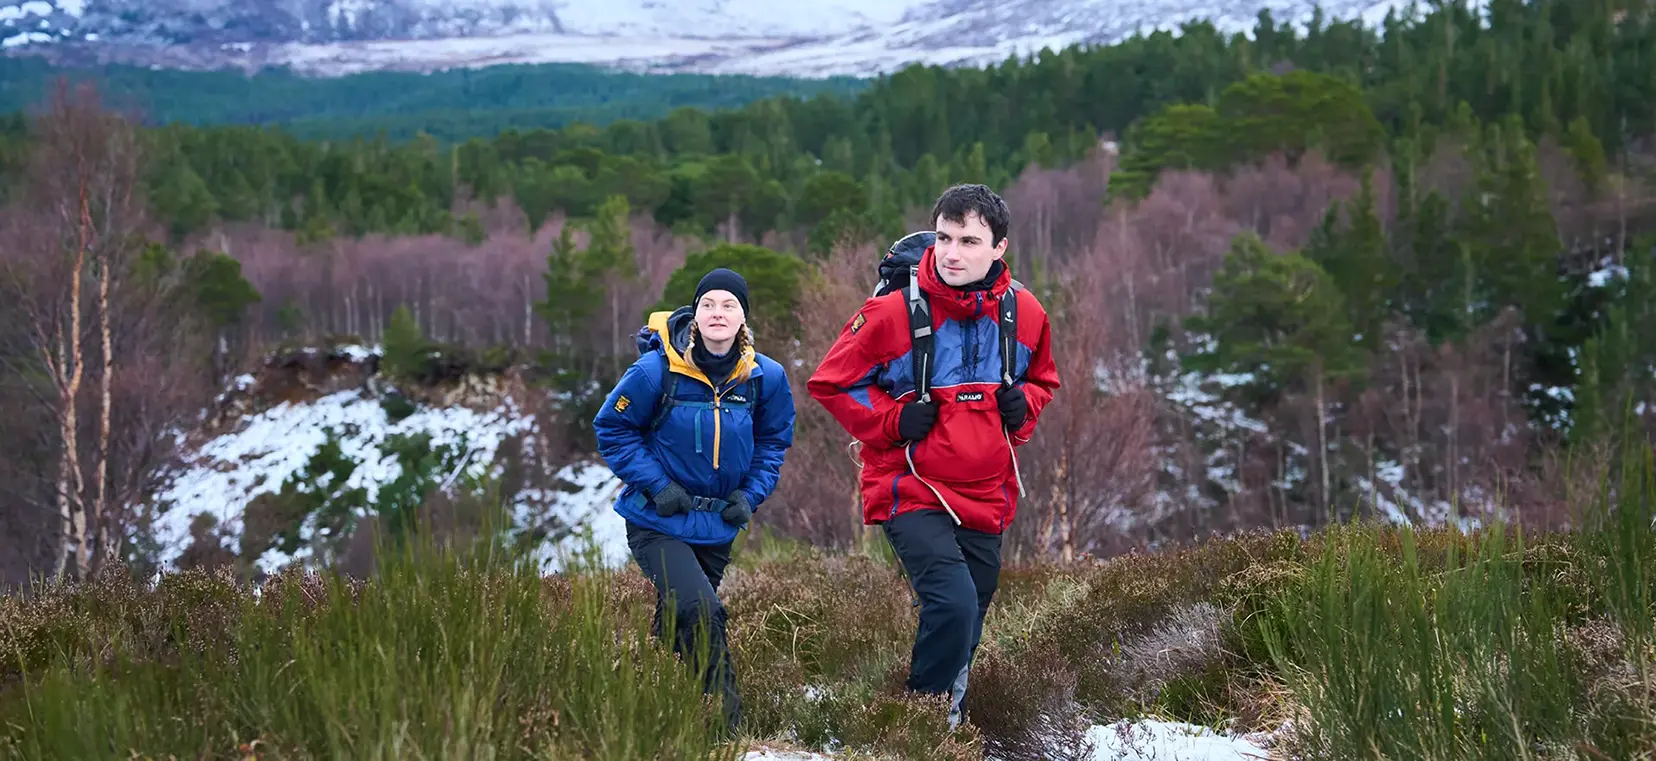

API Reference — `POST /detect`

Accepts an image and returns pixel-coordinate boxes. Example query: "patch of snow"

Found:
[212,373,257,405]
[550,0,920,39]
[739,718,1268,760]
[1086,719,1269,760]
[515,461,630,573]
[1,30,51,46]
[336,342,381,362]
[271,31,791,76]
[743,751,833,761]
[147,387,539,571]
[1588,264,1629,288]
[1165,369,1269,435]
[1529,382,1574,431]
[1355,476,1414,525]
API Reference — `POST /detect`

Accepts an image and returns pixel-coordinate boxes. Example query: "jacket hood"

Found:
[634,306,759,389]
[634,305,696,356]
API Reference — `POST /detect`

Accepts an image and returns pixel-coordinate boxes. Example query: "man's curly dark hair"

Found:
[930,183,1011,246]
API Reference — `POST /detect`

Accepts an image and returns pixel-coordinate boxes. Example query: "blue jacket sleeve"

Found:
[592,354,674,499]
[739,359,796,509]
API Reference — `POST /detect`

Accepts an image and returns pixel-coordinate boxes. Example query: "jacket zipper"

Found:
[677,367,727,470]
[969,294,979,371]
[712,392,722,470]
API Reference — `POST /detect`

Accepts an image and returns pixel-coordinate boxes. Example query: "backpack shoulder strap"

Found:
[907,264,935,403]
[649,352,679,433]
[999,280,1021,386]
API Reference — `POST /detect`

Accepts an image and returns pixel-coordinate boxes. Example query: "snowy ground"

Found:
[515,457,631,573]
[739,718,1271,760]
[1086,720,1271,760]
[144,374,630,576]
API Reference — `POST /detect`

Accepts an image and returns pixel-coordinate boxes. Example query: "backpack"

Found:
[873,230,1021,403]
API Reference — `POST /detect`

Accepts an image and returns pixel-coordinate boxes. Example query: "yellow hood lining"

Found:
[646,310,759,389]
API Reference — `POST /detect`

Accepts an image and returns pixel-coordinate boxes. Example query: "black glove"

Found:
[722,490,753,528]
[997,385,1028,431]
[650,481,693,518]
[897,400,939,442]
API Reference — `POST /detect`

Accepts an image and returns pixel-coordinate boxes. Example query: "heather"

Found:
[3,436,1653,759]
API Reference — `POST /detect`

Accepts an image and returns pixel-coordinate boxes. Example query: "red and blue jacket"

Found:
[593,307,796,545]
[807,247,1060,534]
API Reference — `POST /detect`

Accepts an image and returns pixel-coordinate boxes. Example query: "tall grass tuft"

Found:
[0,530,740,760]
[1258,430,1656,760]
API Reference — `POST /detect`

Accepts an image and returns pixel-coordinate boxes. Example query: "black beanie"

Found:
[694,268,750,315]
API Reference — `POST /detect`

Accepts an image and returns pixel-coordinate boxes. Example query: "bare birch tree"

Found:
[1,79,145,579]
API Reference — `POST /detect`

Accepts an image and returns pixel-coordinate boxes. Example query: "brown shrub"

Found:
[719,546,919,750]
[255,565,335,625]
[723,549,913,684]
[0,563,250,689]
[601,567,659,618]
[836,690,984,761]
[962,640,1095,761]
[1020,531,1296,714]
[734,643,813,741]
[149,565,256,660]
[0,578,101,684]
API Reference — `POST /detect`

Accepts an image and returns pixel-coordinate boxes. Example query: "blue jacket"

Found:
[593,307,797,545]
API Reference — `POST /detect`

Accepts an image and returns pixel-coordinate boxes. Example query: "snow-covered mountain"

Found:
[2,0,1412,78]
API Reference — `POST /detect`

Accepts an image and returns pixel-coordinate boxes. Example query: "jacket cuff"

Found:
[881,405,907,446]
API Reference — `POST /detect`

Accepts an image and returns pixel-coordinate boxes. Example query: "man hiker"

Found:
[806,183,1061,726]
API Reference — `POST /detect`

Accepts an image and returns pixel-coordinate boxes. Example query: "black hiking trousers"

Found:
[882,507,1003,719]
[624,521,741,733]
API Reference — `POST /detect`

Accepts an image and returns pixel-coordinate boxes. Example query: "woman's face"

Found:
[695,289,745,347]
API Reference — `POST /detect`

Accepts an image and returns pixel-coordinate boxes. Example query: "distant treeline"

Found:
[0,56,870,142]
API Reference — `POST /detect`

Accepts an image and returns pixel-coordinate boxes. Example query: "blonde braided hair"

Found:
[687,320,755,359]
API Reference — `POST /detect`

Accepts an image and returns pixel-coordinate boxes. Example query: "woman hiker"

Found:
[592,267,797,735]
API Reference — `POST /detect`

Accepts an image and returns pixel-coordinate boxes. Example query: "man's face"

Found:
[933,210,1007,287]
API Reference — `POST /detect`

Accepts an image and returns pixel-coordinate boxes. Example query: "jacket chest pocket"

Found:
[671,399,748,471]
[664,401,717,458]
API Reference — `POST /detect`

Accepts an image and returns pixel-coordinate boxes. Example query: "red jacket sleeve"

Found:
[807,298,906,449]
[1011,297,1059,445]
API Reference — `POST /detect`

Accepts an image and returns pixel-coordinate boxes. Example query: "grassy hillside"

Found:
[0,57,870,142]
[3,436,1653,760]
